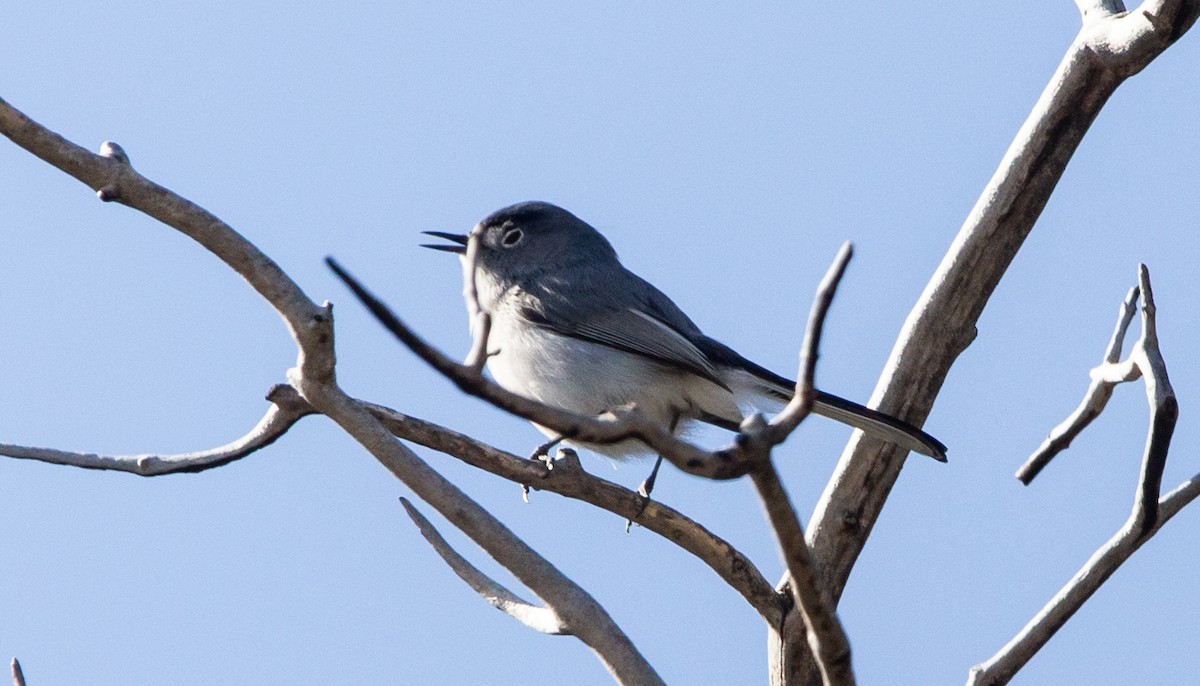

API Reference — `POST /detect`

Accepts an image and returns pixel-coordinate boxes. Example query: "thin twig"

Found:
[0,384,313,475]
[400,498,569,635]
[1017,286,1140,483]
[1129,265,1177,530]
[748,244,857,686]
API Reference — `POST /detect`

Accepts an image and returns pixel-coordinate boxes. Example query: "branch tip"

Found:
[399,496,572,636]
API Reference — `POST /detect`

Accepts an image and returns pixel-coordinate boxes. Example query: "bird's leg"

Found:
[638,410,679,499]
[530,436,563,465]
[625,456,664,533]
[626,412,679,532]
[522,435,564,502]
[638,456,664,499]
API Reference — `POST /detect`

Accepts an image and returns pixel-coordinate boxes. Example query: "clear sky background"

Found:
[2,3,1198,685]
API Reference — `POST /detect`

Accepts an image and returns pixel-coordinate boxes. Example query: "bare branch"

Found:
[768,242,853,439]
[1017,286,1140,483]
[1128,265,1177,530]
[1,98,661,685]
[366,402,786,626]
[968,266,1183,686]
[804,0,1200,606]
[298,382,664,685]
[10,659,25,686]
[1019,267,1177,528]
[966,470,1200,686]
[0,97,334,383]
[789,5,1200,682]
[753,466,853,686]
[746,244,857,686]
[400,498,569,635]
[0,384,313,475]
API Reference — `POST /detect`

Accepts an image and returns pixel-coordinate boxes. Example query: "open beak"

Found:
[420,231,469,254]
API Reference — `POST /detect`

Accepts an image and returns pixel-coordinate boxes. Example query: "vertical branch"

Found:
[753,465,853,686]
[1128,265,1177,531]
[755,244,856,686]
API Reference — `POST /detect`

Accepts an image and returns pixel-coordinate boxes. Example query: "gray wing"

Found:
[517,265,729,389]
[517,263,948,460]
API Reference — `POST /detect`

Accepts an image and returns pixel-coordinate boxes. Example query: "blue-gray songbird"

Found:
[424,201,946,463]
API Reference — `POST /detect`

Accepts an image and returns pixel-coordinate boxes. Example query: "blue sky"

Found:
[2,3,1198,684]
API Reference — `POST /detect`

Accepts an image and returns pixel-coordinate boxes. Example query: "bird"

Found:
[422,201,946,478]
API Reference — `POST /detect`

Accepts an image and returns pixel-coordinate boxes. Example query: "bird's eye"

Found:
[501,228,524,248]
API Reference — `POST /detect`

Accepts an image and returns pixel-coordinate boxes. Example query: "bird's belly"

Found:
[488,320,671,417]
[485,318,742,459]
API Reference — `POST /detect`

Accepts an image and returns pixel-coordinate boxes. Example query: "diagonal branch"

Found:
[366,401,786,627]
[747,244,856,686]
[791,4,1200,682]
[1017,286,1140,483]
[804,0,1200,610]
[400,497,569,635]
[967,266,1184,686]
[965,470,1200,686]
[0,96,661,685]
[1018,266,1177,529]
[0,384,313,475]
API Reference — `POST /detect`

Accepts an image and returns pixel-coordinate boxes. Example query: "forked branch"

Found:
[1016,285,1141,482]
[793,4,1199,681]
[967,266,1190,686]
[746,244,856,686]
[0,96,660,686]
[331,242,859,686]
[367,401,786,626]
[1017,265,1177,529]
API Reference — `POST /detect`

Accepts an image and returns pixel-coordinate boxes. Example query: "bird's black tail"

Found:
[698,338,947,461]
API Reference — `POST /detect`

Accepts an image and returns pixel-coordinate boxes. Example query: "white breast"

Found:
[484,310,742,459]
